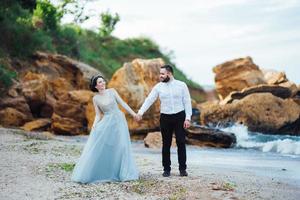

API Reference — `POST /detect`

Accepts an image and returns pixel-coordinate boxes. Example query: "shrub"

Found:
[0,64,17,88]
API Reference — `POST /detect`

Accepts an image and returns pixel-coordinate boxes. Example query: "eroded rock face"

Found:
[204,57,300,136]
[293,86,300,106]
[213,57,266,100]
[49,78,73,99]
[220,84,293,105]
[108,58,164,133]
[262,69,288,85]
[85,99,98,132]
[0,52,102,135]
[51,113,85,135]
[0,96,33,119]
[21,72,49,116]
[33,51,101,88]
[0,107,31,127]
[51,90,94,135]
[278,81,298,97]
[21,118,51,132]
[201,93,300,135]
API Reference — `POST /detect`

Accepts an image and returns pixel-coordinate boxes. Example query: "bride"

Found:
[71,75,139,183]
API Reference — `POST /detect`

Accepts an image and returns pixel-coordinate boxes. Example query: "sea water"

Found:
[221,124,300,155]
[66,124,300,186]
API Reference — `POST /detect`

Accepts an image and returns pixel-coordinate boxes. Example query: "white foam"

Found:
[221,124,300,155]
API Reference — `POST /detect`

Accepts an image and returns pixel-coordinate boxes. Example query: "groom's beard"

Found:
[161,76,170,83]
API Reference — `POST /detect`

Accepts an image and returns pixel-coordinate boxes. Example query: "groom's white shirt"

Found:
[138,79,192,120]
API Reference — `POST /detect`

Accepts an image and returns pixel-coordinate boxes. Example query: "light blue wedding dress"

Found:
[71,88,139,183]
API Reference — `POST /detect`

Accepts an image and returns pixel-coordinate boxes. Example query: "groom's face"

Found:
[160,68,170,82]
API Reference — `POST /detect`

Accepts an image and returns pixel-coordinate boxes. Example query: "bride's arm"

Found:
[111,88,136,117]
[91,96,102,130]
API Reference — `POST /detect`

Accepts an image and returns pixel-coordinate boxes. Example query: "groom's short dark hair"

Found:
[161,64,174,74]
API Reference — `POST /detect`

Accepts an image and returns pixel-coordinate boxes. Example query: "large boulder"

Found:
[51,90,93,135]
[85,99,98,132]
[0,95,33,127]
[220,84,293,105]
[0,107,30,127]
[21,72,49,114]
[293,86,300,106]
[21,118,52,132]
[213,57,266,100]
[49,78,73,99]
[144,132,176,148]
[262,69,298,97]
[68,90,94,104]
[201,93,300,135]
[0,96,33,119]
[108,58,164,133]
[262,69,288,85]
[33,51,102,89]
[39,94,56,118]
[143,127,236,148]
[51,113,85,135]
[186,125,236,148]
[0,52,103,135]
[278,81,298,97]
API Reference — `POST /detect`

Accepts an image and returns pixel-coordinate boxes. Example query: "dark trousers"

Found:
[160,110,186,172]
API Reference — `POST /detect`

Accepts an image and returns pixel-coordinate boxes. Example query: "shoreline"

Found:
[1,128,300,200]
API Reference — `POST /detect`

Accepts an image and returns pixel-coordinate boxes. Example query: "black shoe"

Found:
[162,171,170,177]
[179,170,188,176]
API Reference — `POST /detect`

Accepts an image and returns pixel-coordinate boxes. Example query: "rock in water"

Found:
[186,125,236,148]
[201,93,300,135]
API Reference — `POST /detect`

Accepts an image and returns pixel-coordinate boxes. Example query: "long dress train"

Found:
[71,88,139,183]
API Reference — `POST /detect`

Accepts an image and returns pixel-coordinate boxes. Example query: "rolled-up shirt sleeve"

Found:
[182,83,192,120]
[138,85,159,116]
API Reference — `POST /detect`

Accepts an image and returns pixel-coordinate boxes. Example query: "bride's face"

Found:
[95,77,106,91]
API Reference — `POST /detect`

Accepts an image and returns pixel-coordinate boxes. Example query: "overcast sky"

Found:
[56,0,300,86]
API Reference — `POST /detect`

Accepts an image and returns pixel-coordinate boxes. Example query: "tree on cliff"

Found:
[0,0,201,94]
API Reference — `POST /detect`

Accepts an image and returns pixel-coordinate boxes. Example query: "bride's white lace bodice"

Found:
[92,88,135,128]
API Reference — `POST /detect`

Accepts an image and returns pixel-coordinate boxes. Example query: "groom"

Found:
[136,64,192,177]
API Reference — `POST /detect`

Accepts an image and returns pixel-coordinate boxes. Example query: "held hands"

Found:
[183,119,191,129]
[134,113,142,122]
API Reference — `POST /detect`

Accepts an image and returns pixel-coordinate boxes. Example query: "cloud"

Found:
[55,0,300,85]
[262,0,300,12]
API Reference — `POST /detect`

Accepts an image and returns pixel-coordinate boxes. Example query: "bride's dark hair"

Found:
[90,75,105,92]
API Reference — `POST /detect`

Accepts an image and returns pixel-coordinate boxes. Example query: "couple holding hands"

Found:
[71,64,192,183]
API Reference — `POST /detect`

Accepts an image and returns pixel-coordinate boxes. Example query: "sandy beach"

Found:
[1,127,299,200]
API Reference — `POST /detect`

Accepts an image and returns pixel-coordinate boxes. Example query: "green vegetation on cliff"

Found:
[0,0,200,90]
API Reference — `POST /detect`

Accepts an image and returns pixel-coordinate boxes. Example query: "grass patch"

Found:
[212,182,236,191]
[222,182,236,191]
[168,186,187,200]
[130,179,159,195]
[46,162,75,172]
